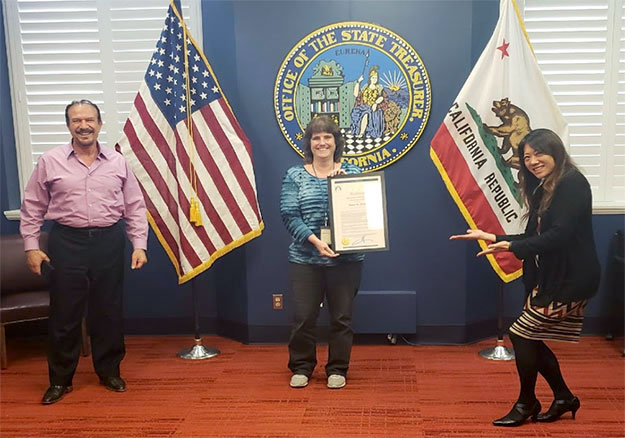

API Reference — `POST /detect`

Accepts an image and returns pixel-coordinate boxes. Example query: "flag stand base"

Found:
[479,339,514,361]
[178,338,220,360]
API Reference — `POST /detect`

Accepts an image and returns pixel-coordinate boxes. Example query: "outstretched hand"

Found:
[449,229,496,243]
[450,229,508,257]
[476,241,511,257]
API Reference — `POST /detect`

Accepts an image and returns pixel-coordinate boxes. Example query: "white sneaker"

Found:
[327,374,346,389]
[290,374,309,388]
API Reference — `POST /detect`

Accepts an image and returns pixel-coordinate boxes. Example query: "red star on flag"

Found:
[497,39,510,59]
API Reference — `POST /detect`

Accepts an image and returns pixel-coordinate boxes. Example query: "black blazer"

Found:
[497,169,600,306]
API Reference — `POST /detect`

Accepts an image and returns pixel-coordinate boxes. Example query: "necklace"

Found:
[311,162,337,227]
[311,161,335,178]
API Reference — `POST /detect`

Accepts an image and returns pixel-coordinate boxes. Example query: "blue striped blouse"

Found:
[280,162,365,265]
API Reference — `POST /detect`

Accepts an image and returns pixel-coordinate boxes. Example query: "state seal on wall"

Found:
[274,21,431,172]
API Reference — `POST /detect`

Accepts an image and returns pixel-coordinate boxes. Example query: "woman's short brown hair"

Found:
[301,115,345,163]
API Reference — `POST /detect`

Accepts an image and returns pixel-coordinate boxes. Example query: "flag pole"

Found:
[178,278,219,360]
[478,278,514,361]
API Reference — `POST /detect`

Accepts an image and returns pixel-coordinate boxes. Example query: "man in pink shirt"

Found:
[20,100,149,405]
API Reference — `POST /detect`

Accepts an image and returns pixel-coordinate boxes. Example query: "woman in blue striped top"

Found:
[280,115,364,390]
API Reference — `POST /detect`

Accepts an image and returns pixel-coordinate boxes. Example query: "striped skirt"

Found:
[509,289,588,343]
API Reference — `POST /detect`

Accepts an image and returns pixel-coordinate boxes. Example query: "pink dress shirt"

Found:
[20,142,148,252]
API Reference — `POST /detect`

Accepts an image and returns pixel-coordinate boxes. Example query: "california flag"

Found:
[430,0,567,282]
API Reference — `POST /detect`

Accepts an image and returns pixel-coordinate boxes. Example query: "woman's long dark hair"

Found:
[517,128,577,218]
[301,115,345,164]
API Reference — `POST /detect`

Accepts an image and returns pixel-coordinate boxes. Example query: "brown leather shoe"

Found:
[99,376,126,392]
[42,385,73,405]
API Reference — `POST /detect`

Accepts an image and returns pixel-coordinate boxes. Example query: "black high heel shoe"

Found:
[492,400,541,427]
[536,396,580,422]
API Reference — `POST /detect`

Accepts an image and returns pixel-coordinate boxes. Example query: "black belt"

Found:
[54,222,118,238]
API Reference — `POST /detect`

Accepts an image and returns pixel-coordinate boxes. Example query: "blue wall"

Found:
[226,0,501,342]
[0,1,20,235]
[2,0,622,343]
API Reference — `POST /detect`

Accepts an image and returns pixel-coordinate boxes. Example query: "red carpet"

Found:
[1,336,623,437]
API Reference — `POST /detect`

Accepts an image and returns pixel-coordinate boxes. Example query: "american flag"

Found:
[116,0,263,284]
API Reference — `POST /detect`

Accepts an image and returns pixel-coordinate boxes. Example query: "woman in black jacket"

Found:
[451,128,600,427]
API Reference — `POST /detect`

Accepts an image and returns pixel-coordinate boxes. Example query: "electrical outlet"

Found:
[272,294,283,310]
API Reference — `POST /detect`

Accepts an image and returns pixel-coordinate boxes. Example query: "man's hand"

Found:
[26,250,50,275]
[131,249,148,270]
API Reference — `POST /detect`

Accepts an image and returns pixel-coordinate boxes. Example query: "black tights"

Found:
[509,332,573,404]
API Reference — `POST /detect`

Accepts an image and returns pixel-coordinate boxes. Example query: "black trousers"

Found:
[47,222,125,386]
[288,261,362,378]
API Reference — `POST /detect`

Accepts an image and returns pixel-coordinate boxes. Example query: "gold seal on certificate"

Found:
[327,172,389,253]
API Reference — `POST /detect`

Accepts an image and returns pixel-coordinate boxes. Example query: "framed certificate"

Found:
[327,171,389,253]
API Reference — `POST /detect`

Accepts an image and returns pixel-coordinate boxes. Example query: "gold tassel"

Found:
[189,199,195,223]
[194,198,202,226]
[189,197,203,227]
[191,198,198,224]
[195,205,203,226]
[189,197,198,226]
